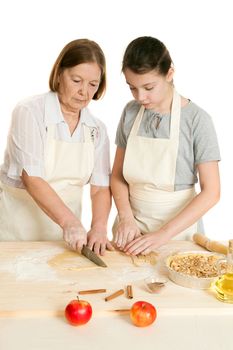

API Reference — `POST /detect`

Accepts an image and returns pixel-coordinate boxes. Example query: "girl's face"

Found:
[58,62,101,112]
[124,68,174,111]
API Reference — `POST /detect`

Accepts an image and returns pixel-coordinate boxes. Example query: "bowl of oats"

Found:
[165,251,225,289]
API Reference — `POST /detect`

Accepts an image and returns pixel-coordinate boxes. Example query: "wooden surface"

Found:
[0,240,232,317]
[0,240,233,350]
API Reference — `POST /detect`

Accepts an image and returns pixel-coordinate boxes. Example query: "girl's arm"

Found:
[111,147,141,249]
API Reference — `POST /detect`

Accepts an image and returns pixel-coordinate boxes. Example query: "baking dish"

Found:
[165,251,224,289]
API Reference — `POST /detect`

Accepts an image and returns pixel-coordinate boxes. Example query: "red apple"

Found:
[130,301,157,327]
[65,298,92,326]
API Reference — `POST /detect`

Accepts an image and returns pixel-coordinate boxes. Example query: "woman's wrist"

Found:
[118,209,134,221]
[90,223,107,233]
[60,215,82,230]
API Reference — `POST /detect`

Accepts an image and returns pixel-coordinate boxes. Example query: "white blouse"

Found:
[0,92,110,188]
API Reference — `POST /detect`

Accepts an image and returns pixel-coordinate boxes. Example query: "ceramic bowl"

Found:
[144,274,168,293]
[165,251,223,289]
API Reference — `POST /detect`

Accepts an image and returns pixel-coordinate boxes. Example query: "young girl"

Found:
[111,36,220,255]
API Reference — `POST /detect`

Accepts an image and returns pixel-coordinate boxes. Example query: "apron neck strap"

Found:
[129,89,181,139]
[170,89,181,139]
[130,106,145,136]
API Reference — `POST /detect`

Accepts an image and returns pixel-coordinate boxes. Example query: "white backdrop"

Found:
[0,0,232,240]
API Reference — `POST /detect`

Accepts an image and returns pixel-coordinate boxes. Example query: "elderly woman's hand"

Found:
[63,220,87,253]
[87,227,114,256]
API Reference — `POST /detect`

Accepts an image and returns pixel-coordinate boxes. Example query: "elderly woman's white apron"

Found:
[0,124,94,240]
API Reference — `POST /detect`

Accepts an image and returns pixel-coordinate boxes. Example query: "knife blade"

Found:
[81,245,107,267]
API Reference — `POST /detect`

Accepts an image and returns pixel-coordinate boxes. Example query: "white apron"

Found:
[0,124,94,241]
[114,89,197,240]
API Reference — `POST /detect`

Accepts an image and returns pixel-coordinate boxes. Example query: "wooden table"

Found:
[0,241,232,350]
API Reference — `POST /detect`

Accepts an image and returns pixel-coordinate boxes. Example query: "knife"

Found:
[192,233,228,255]
[81,245,107,267]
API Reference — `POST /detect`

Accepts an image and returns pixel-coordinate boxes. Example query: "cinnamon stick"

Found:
[111,309,131,314]
[126,285,133,299]
[104,289,124,301]
[78,289,106,295]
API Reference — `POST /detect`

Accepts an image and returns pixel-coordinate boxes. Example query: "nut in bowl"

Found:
[165,251,224,289]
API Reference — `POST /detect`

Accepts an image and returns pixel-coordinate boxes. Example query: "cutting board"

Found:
[0,240,229,318]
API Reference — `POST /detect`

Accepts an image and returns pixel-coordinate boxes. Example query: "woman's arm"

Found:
[111,147,141,249]
[21,170,87,251]
[124,161,220,255]
[87,185,113,255]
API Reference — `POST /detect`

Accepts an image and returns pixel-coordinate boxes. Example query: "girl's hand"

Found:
[124,231,169,255]
[114,217,141,250]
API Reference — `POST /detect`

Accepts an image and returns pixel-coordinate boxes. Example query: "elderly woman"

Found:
[0,39,113,255]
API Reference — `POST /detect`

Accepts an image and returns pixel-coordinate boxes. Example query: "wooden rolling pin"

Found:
[192,233,228,255]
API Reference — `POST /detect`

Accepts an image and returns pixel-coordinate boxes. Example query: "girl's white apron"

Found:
[115,90,197,239]
[0,124,94,241]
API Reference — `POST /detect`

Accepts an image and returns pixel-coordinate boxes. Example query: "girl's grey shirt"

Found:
[115,99,221,191]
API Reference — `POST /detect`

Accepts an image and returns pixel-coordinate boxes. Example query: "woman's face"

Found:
[58,62,101,112]
[124,68,174,110]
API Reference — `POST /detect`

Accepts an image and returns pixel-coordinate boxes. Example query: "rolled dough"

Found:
[47,249,157,271]
[48,251,101,271]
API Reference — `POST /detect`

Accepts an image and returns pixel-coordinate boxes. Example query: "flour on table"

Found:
[0,247,65,281]
[103,265,156,284]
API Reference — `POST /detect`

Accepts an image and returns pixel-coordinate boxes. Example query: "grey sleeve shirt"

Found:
[115,100,221,191]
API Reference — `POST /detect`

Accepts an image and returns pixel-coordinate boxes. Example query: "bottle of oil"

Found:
[214,239,233,303]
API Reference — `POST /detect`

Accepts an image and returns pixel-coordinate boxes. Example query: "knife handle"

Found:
[193,233,228,255]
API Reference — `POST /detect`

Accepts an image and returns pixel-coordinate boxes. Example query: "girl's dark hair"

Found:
[122,36,172,76]
[49,39,106,100]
